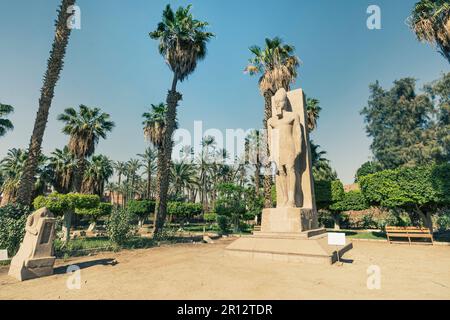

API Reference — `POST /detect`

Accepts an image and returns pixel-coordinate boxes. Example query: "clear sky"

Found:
[0,0,448,184]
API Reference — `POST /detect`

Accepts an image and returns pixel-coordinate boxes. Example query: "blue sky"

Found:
[0,0,448,184]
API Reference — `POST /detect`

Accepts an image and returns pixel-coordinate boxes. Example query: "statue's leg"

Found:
[278,166,288,207]
[286,166,296,207]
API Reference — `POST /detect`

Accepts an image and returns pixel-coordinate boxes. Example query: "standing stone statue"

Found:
[226,88,353,265]
[267,88,303,208]
[262,88,318,232]
[9,207,57,281]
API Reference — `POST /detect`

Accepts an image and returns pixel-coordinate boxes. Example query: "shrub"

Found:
[76,202,112,222]
[33,193,70,216]
[168,202,202,220]
[217,215,230,235]
[204,212,217,223]
[0,204,29,256]
[360,164,450,230]
[436,210,450,232]
[330,190,370,212]
[318,210,334,228]
[33,193,101,216]
[315,180,345,209]
[106,209,132,246]
[127,200,155,225]
[355,161,383,182]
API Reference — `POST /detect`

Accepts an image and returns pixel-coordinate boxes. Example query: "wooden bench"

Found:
[385,226,433,245]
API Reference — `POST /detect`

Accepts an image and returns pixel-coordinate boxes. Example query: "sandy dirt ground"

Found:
[0,238,449,300]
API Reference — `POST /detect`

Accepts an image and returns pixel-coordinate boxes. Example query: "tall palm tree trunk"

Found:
[154,75,182,235]
[146,167,152,200]
[16,0,76,205]
[262,91,274,208]
[72,157,85,192]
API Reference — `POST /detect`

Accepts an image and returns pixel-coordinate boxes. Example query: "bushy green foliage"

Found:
[204,212,217,223]
[33,193,71,215]
[315,180,344,209]
[69,194,100,210]
[168,202,202,219]
[359,164,450,209]
[216,215,230,234]
[106,209,132,246]
[76,202,112,221]
[215,183,246,232]
[330,190,370,212]
[0,204,29,256]
[355,161,383,182]
[361,77,444,168]
[127,200,155,221]
[436,210,450,232]
[33,193,101,216]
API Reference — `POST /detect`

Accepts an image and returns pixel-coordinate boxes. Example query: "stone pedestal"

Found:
[261,207,318,233]
[226,228,353,265]
[9,208,57,281]
[226,207,353,265]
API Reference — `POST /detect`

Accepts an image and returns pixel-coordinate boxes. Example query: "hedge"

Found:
[168,202,202,219]
[315,180,345,209]
[359,164,450,209]
[330,190,370,212]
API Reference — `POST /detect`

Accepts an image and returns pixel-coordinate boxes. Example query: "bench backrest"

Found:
[386,226,430,234]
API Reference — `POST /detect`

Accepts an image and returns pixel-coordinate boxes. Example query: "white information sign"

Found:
[327,232,346,246]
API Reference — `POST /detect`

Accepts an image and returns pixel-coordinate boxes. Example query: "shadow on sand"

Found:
[54,258,117,275]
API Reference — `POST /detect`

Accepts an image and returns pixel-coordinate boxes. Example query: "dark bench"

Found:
[386,226,433,245]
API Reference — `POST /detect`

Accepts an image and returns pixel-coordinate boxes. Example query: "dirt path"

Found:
[1,239,449,300]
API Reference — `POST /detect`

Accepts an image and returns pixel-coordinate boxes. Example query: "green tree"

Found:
[149,4,214,234]
[424,72,450,162]
[81,155,114,196]
[355,161,383,182]
[47,146,77,193]
[170,160,197,198]
[306,98,322,131]
[57,105,115,192]
[138,147,157,200]
[361,78,437,169]
[245,37,300,208]
[310,142,337,181]
[0,103,14,138]
[409,0,450,63]
[16,0,76,205]
[359,164,450,232]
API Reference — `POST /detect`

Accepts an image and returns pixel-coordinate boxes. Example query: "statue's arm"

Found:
[294,114,302,156]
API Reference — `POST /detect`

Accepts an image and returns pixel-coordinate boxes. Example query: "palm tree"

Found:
[138,147,157,200]
[0,149,28,206]
[149,4,214,234]
[125,159,141,201]
[245,130,262,196]
[245,37,300,208]
[47,146,77,193]
[170,160,197,197]
[306,98,322,132]
[82,155,114,196]
[409,0,450,63]
[0,103,14,138]
[310,142,337,181]
[16,0,76,205]
[143,103,168,148]
[57,105,115,192]
[113,161,127,187]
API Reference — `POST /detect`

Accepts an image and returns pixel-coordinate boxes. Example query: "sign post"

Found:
[327,232,346,263]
